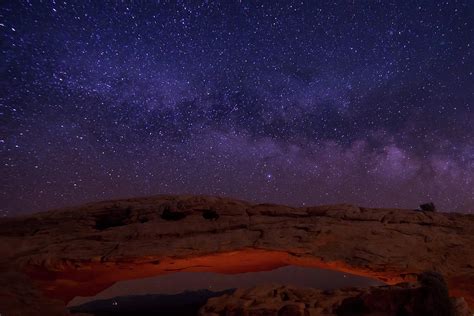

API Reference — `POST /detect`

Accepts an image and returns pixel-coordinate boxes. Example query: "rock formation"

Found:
[200,281,472,316]
[0,195,473,315]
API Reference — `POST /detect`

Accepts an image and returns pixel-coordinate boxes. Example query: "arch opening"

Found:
[24,249,393,314]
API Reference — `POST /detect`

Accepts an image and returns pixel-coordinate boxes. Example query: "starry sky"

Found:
[1,1,473,216]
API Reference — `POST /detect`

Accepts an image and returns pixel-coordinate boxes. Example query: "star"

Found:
[0,0,472,214]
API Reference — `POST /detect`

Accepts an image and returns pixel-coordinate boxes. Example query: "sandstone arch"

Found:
[1,195,473,315]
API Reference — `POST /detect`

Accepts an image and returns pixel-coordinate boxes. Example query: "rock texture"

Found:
[0,195,473,315]
[200,280,472,316]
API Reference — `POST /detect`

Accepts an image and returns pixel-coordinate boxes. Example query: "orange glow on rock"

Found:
[24,248,474,308]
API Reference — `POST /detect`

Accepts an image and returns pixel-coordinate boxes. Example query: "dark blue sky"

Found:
[1,1,473,215]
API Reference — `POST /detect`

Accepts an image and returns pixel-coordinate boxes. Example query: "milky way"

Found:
[1,1,473,215]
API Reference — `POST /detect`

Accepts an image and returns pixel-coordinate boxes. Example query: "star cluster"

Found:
[1,1,473,215]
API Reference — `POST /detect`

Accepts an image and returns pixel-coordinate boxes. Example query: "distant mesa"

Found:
[69,289,235,315]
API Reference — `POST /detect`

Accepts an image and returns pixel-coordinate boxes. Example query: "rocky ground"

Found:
[200,274,472,316]
[0,194,473,315]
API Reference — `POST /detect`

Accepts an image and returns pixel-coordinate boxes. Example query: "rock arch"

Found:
[1,195,473,314]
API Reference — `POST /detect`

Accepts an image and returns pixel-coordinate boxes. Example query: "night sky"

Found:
[1,1,473,216]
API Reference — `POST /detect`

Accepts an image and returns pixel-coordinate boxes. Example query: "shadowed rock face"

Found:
[0,195,473,315]
[200,281,472,316]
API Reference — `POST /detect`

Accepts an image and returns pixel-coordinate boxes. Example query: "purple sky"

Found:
[1,1,473,215]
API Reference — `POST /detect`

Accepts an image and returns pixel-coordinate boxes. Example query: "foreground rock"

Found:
[201,273,472,316]
[0,195,473,315]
